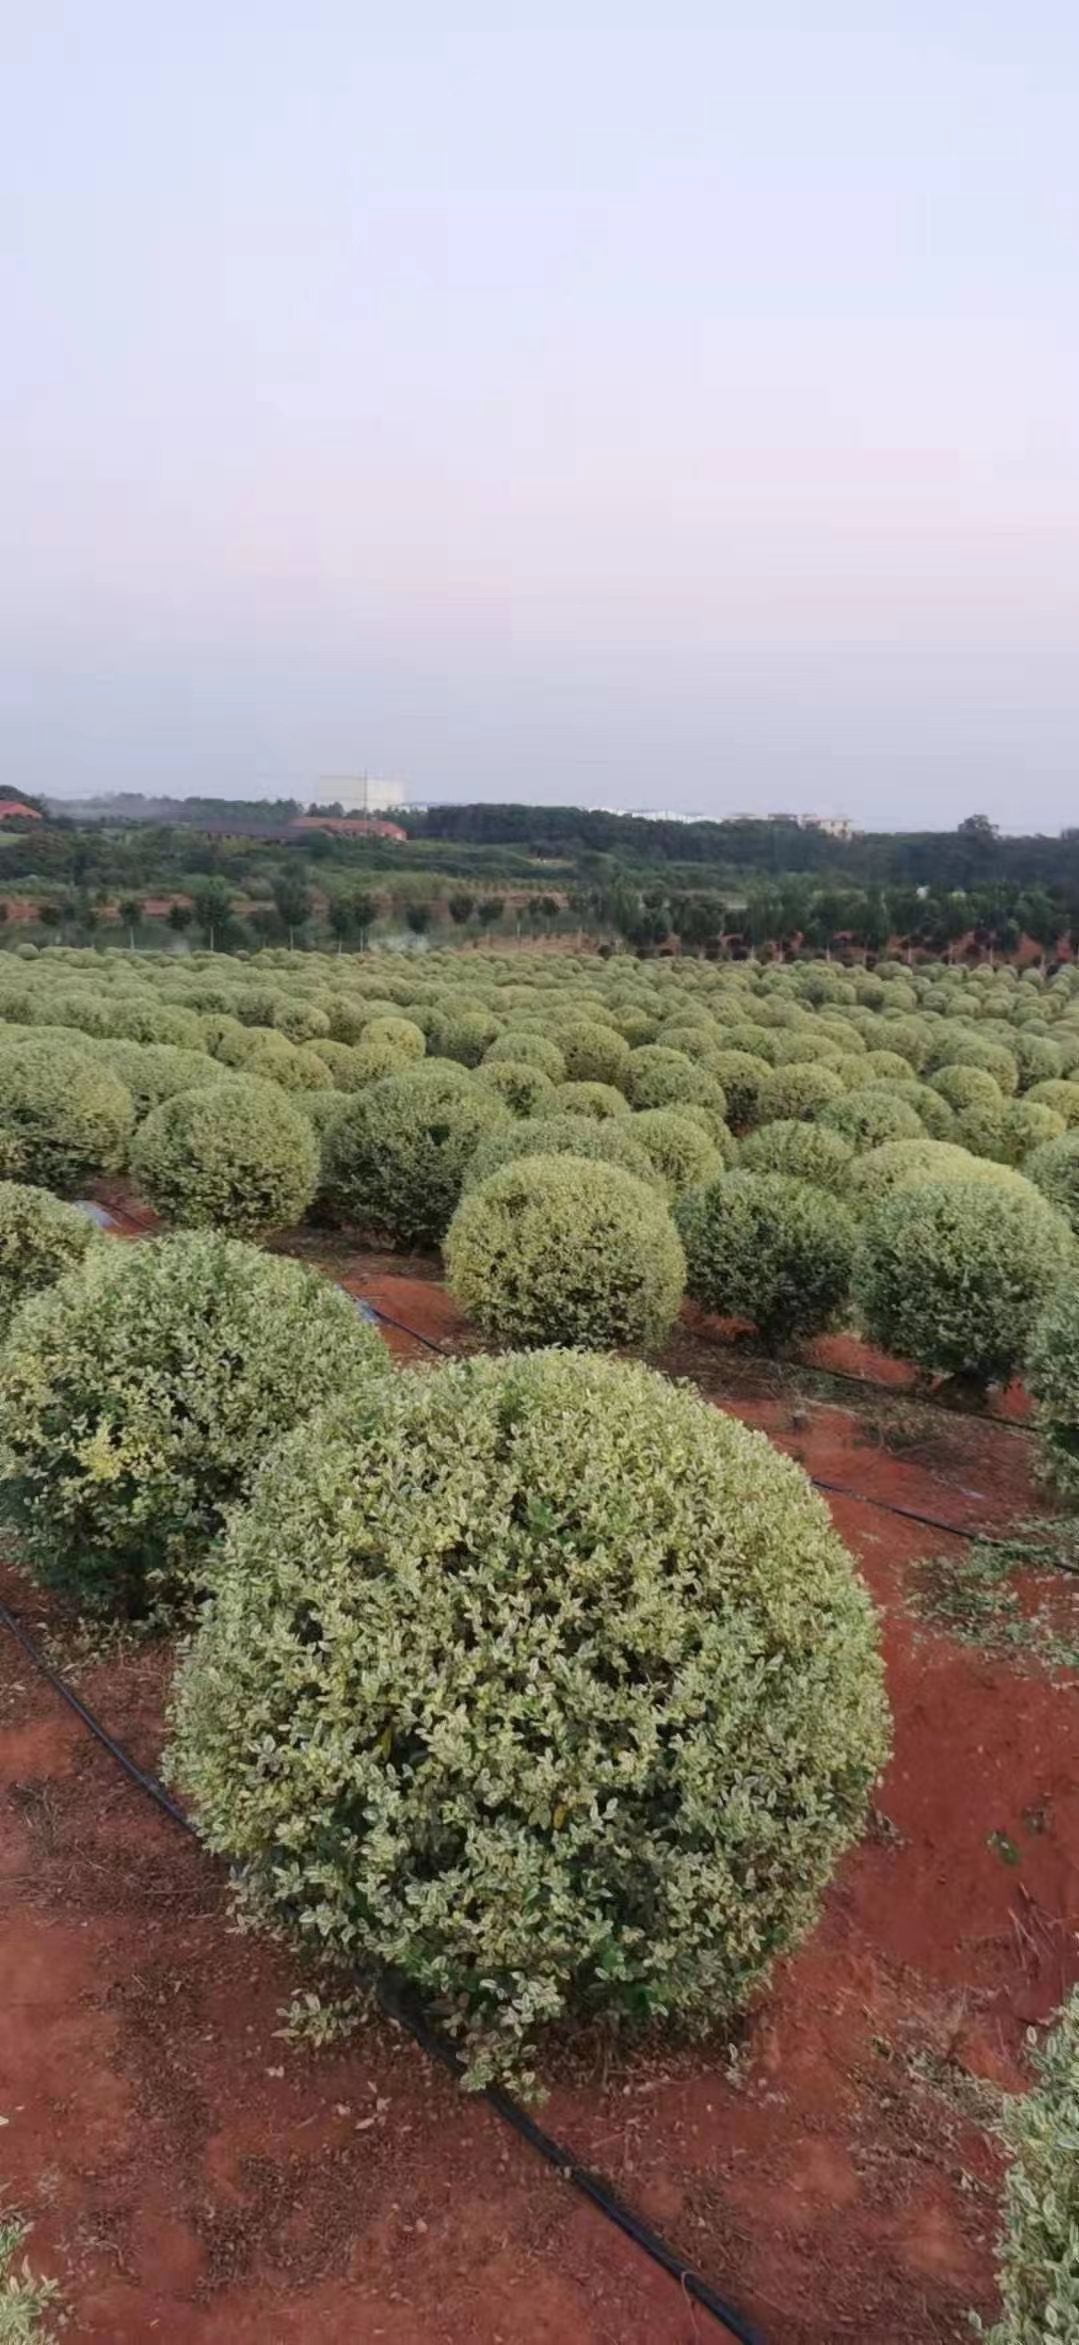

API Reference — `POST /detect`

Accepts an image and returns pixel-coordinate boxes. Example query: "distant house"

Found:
[0,799,42,823]
[291,814,407,843]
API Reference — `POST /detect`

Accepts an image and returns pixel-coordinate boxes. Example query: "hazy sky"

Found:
[3,4,1078,824]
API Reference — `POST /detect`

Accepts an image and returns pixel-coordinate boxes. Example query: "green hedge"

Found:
[168,1348,889,2087]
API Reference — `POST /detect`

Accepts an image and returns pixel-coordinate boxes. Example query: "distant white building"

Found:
[316,776,406,815]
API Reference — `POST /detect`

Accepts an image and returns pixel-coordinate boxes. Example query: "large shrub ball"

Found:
[130,1078,318,1239]
[998,1098,1067,1166]
[551,1079,631,1121]
[625,1046,726,1115]
[168,1348,889,2087]
[445,1156,685,1350]
[1026,1078,1079,1129]
[430,1006,503,1067]
[463,1112,661,1193]
[1027,1129,1079,1235]
[817,1086,926,1152]
[854,1178,1072,1386]
[754,1062,846,1125]
[706,1049,772,1127]
[556,1018,630,1088]
[628,1107,725,1197]
[0,1232,392,1614]
[485,1030,566,1084]
[323,1063,508,1246]
[739,1118,854,1193]
[0,1038,134,1190]
[474,1059,557,1118]
[678,1171,857,1348]
[97,1041,226,1120]
[0,1181,99,1335]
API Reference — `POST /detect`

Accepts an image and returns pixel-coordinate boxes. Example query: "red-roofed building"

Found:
[0,799,42,822]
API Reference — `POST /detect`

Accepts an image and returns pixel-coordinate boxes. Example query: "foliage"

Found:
[463,1112,661,1192]
[678,1170,857,1347]
[0,1182,99,1336]
[556,1018,631,1087]
[168,1348,889,2087]
[855,1179,1071,1386]
[624,1046,727,1115]
[446,1155,684,1349]
[474,1059,557,1117]
[739,1118,855,1192]
[485,1030,566,1083]
[981,1988,1079,2343]
[322,1063,508,1245]
[817,1086,926,1151]
[551,1080,632,1120]
[1026,1129,1079,1235]
[627,1107,725,1197]
[0,1038,133,1190]
[130,1077,319,1238]
[0,2203,59,2341]
[754,1062,847,1124]
[1025,1276,1079,1503]
[0,1232,391,1614]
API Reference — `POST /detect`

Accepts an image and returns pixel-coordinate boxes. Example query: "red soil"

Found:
[2,1263,1077,2341]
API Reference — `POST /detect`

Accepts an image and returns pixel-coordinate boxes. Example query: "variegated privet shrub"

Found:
[322,1062,509,1245]
[445,1155,685,1350]
[1025,1278,1079,1503]
[462,1111,662,1194]
[677,1170,857,1348]
[0,1232,391,1614]
[168,1350,890,2088]
[981,1988,1079,2343]
[0,1180,100,1335]
[0,1036,134,1189]
[130,1076,319,1238]
[855,1177,1072,1388]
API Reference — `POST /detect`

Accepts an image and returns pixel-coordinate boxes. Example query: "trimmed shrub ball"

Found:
[322,1063,509,1245]
[474,1059,557,1118]
[96,1041,227,1120]
[485,1031,566,1084]
[0,1038,134,1190]
[817,1087,925,1152]
[463,1112,661,1193]
[0,1231,391,1614]
[167,1348,889,2087]
[445,1156,684,1350]
[1026,1278,1079,1502]
[998,1098,1066,1167]
[739,1119,854,1193]
[551,1080,631,1120]
[705,1049,772,1127]
[854,1178,1071,1387]
[430,1006,503,1067]
[628,1108,725,1197]
[624,1046,726,1115]
[754,1062,846,1125]
[1025,1078,1079,1129]
[130,1078,319,1239]
[678,1171,857,1348]
[0,1181,99,1335]
[556,1018,631,1088]
[1026,1128,1079,1235]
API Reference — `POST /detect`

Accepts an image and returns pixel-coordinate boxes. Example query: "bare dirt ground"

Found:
[2,1242,1077,2343]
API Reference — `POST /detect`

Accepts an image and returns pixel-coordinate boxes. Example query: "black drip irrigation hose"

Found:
[0,1593,762,2345]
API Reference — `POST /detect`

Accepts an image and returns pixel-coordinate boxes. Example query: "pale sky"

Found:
[3,3,1078,825]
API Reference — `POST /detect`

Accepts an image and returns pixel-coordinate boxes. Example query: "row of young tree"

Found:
[588,876,1071,961]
